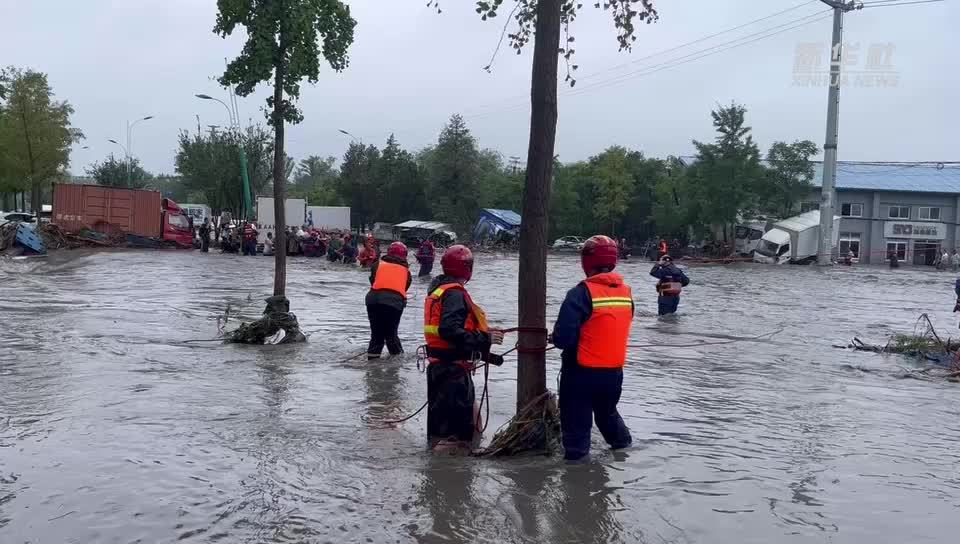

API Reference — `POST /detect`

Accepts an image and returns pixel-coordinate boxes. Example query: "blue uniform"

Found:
[650,263,690,315]
[552,282,633,461]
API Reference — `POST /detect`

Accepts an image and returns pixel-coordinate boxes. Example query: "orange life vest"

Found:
[659,241,668,253]
[577,272,633,369]
[371,260,408,299]
[423,282,488,355]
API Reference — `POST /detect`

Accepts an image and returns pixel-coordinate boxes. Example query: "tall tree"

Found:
[761,140,819,219]
[0,67,83,214]
[289,154,339,205]
[690,102,763,240]
[589,146,635,235]
[467,0,659,437]
[337,142,380,229]
[214,0,356,298]
[424,114,482,232]
[175,125,274,217]
[376,134,429,223]
[86,154,153,188]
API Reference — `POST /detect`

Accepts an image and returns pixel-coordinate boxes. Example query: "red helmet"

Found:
[581,235,619,275]
[441,244,474,282]
[387,241,408,259]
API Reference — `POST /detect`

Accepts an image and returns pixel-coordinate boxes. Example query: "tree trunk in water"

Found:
[516,0,561,412]
[272,66,287,297]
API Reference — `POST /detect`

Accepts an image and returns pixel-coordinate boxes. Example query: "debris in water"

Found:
[847,313,960,380]
[476,391,561,457]
[222,295,306,345]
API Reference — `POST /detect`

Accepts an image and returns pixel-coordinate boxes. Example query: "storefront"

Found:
[883,221,946,265]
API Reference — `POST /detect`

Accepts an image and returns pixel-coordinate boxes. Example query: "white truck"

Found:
[256,197,307,244]
[734,220,768,256]
[306,206,350,231]
[753,210,840,265]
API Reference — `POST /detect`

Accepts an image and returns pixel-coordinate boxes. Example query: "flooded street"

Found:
[2,251,959,543]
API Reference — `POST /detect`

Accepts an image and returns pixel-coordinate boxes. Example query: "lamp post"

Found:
[107,139,131,187]
[197,93,251,220]
[337,129,361,145]
[126,115,153,161]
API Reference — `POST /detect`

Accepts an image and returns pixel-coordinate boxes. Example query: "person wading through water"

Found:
[423,245,504,450]
[365,241,412,359]
[551,235,634,461]
[650,254,690,316]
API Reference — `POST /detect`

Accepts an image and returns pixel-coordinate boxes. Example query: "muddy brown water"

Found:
[2,251,959,543]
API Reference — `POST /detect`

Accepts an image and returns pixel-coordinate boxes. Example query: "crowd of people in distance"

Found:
[193,217,440,276]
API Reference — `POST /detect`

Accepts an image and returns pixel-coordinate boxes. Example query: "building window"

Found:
[801,202,819,213]
[841,203,863,217]
[839,232,861,259]
[918,207,941,220]
[886,240,907,261]
[888,206,910,219]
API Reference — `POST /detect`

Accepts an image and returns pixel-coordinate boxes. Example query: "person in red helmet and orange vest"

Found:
[423,245,504,449]
[551,235,634,461]
[365,241,413,359]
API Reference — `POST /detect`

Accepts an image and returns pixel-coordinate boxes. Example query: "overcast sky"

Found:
[2,0,956,175]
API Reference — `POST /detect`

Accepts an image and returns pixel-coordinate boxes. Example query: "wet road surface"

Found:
[2,251,959,543]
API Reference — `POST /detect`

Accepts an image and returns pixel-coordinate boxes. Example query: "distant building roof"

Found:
[811,162,960,194]
[479,208,521,228]
[394,220,451,231]
[679,155,960,194]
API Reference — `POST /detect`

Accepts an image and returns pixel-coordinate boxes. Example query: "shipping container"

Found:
[256,197,307,243]
[53,184,163,238]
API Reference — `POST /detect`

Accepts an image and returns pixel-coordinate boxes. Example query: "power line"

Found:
[860,0,946,7]
[577,0,820,80]
[466,9,833,119]
[464,1,825,118]
[565,11,832,97]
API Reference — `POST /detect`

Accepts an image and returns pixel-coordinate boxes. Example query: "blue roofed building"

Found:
[804,162,960,265]
[473,208,521,242]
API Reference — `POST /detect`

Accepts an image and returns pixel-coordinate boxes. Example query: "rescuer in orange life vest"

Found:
[423,245,504,448]
[365,241,413,359]
[551,235,634,461]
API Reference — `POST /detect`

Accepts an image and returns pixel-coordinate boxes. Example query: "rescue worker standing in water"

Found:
[552,235,634,461]
[366,241,412,359]
[650,254,690,316]
[423,245,504,448]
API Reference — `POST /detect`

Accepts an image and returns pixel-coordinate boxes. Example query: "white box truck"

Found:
[753,210,841,264]
[256,197,307,243]
[306,206,350,231]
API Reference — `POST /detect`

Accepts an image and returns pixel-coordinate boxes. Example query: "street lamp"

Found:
[196,92,251,220]
[126,115,153,161]
[338,129,361,145]
[108,139,133,187]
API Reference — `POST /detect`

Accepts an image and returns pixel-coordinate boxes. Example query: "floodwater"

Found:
[2,251,959,544]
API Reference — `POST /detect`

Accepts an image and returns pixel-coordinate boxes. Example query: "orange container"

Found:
[52,184,162,238]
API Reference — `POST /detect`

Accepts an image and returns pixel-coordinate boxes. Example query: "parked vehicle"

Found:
[753,211,840,264]
[51,184,194,247]
[734,220,768,256]
[306,206,350,231]
[256,197,307,244]
[0,211,36,226]
[552,236,585,251]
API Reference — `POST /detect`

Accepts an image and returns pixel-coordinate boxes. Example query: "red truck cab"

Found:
[161,198,194,248]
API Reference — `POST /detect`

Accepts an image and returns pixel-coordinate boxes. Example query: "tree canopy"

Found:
[0,66,83,213]
[86,154,154,189]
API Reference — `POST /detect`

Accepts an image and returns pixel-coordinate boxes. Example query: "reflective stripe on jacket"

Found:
[423,282,488,352]
[577,272,633,368]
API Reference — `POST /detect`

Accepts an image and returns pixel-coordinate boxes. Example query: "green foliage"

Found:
[174,125,274,216]
[214,0,356,125]
[375,134,430,223]
[761,139,819,218]
[422,114,482,232]
[0,66,83,211]
[86,154,153,189]
[589,146,634,232]
[289,154,339,205]
[337,142,381,228]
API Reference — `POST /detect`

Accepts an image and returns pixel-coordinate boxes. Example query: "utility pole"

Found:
[817,0,859,265]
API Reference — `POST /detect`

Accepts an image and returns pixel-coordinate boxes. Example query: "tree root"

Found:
[476,391,561,457]
[222,295,306,345]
